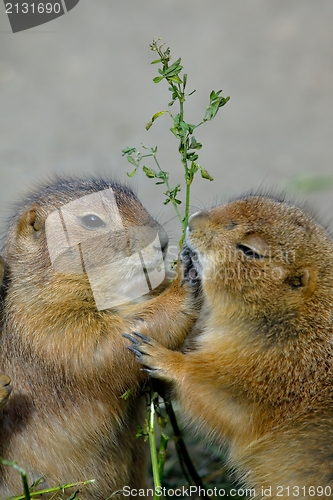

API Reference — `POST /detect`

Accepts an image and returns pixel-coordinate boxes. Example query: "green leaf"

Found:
[220,95,230,106]
[126,169,137,178]
[153,76,164,84]
[142,166,157,178]
[151,59,162,64]
[122,146,137,156]
[30,477,45,489]
[154,170,168,185]
[186,152,199,161]
[190,137,202,150]
[68,490,80,499]
[164,184,182,206]
[204,91,230,121]
[156,171,168,180]
[177,120,196,135]
[136,421,149,441]
[200,167,214,181]
[170,126,180,139]
[191,162,199,174]
[179,120,190,134]
[164,58,182,76]
[127,156,138,167]
[146,110,168,131]
[156,410,168,428]
[157,433,169,479]
[168,75,183,84]
[120,388,132,400]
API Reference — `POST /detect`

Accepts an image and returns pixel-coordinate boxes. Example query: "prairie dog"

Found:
[128,195,333,499]
[0,177,198,499]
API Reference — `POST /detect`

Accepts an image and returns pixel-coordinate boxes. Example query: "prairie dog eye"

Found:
[79,214,106,230]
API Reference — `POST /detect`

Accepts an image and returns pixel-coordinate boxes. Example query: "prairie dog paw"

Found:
[0,374,12,410]
[123,332,182,382]
[180,247,201,290]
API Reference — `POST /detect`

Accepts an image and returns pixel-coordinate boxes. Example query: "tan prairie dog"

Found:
[0,177,198,499]
[128,194,333,500]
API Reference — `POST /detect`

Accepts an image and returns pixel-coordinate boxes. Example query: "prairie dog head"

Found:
[182,195,333,336]
[3,178,168,310]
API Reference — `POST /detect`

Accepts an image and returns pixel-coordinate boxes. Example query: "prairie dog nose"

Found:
[188,210,209,231]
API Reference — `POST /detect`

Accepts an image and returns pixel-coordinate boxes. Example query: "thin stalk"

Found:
[9,481,94,500]
[165,401,210,495]
[19,472,30,500]
[149,392,161,499]
[179,96,184,120]
[152,153,183,226]
[183,180,191,241]
[0,460,31,500]
[178,93,192,242]
[157,433,169,479]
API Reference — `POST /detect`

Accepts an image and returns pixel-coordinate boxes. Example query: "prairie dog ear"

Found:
[237,233,270,258]
[289,267,317,297]
[17,204,45,239]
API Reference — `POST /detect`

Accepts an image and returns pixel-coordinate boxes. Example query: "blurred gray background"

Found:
[0,0,333,244]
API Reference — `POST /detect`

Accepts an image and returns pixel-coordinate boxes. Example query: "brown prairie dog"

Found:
[0,177,198,499]
[128,195,333,500]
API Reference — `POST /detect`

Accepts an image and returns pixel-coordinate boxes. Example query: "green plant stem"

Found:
[178,89,191,242]
[183,180,191,245]
[149,392,161,499]
[157,433,169,479]
[179,98,184,120]
[0,460,30,500]
[19,472,30,500]
[125,40,230,493]
[7,481,94,500]
[152,153,183,226]
[154,43,191,238]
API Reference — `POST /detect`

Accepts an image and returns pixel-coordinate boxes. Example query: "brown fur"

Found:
[128,195,333,499]
[0,177,198,499]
